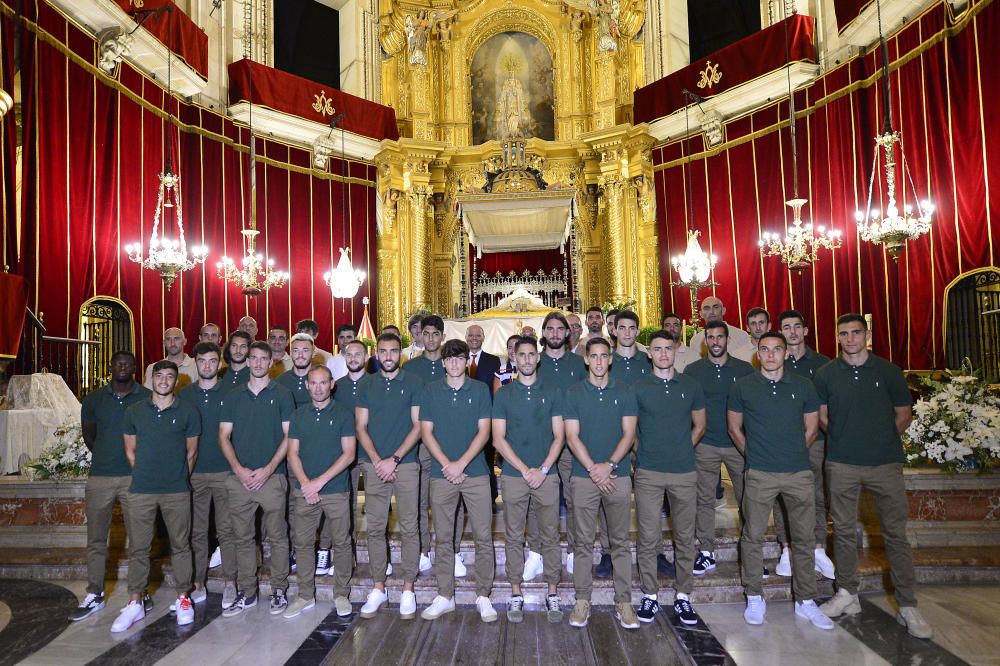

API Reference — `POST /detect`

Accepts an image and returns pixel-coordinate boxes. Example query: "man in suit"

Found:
[466,325,501,502]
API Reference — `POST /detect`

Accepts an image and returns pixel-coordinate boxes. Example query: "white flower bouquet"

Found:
[904,373,1000,473]
[24,419,92,480]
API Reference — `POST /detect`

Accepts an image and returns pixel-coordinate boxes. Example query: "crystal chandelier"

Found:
[855,0,933,261]
[323,113,367,300]
[217,6,288,296]
[123,37,207,289]
[759,9,841,272]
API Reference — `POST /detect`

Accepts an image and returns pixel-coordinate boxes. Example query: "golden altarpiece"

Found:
[372,0,662,327]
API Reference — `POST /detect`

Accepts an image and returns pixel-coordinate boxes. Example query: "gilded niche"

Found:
[470,32,554,145]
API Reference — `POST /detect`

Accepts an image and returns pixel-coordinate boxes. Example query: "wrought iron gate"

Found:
[945,269,1000,384]
[78,297,135,396]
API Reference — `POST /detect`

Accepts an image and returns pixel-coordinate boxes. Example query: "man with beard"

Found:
[220,331,253,391]
[267,326,293,377]
[684,321,754,576]
[199,323,222,346]
[493,336,565,624]
[143,327,198,391]
[295,319,333,367]
[327,324,357,381]
[356,333,423,620]
[662,312,693,373]
[275,333,317,408]
[688,297,755,363]
[218,342,295,617]
[180,342,238,610]
[576,307,606,359]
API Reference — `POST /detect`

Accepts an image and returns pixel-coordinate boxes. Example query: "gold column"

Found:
[408,184,432,308]
[599,172,628,303]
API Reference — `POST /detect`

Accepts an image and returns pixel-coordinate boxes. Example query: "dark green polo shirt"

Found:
[219,365,250,392]
[418,377,492,478]
[610,350,652,385]
[786,347,831,380]
[274,369,311,408]
[356,369,422,463]
[335,374,369,411]
[179,381,229,473]
[220,381,295,474]
[684,356,755,447]
[814,354,912,466]
[634,373,705,473]
[81,382,152,476]
[288,401,355,494]
[123,398,200,493]
[728,372,820,473]
[537,351,587,391]
[404,355,445,386]
[492,380,563,476]
[562,379,638,477]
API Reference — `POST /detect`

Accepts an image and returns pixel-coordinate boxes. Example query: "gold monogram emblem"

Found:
[312,90,336,117]
[696,61,723,90]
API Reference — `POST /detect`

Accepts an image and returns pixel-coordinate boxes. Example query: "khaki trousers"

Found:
[827,461,917,607]
[695,445,745,552]
[319,465,360,551]
[191,471,236,584]
[126,491,192,597]
[419,445,463,554]
[571,475,633,603]
[773,439,828,545]
[502,474,561,586]
[635,469,697,595]
[557,448,611,553]
[362,461,420,584]
[741,469,816,599]
[227,474,289,594]
[85,475,132,595]
[290,490,353,599]
[430,476,494,599]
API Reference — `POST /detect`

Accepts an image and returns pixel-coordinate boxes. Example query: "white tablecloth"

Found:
[0,408,78,474]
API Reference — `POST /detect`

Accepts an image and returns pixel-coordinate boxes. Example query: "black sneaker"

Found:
[693,551,716,575]
[142,593,154,613]
[222,591,257,618]
[762,566,770,579]
[637,597,659,623]
[269,589,288,615]
[595,553,613,578]
[673,597,699,626]
[69,592,105,621]
[657,554,676,577]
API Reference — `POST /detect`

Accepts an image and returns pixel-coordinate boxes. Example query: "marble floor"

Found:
[3,580,996,665]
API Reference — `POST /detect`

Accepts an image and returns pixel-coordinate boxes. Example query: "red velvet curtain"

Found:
[475,248,564,275]
[113,0,209,79]
[6,3,377,367]
[654,0,998,369]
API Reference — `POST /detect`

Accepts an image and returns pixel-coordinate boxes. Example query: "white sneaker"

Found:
[476,596,498,623]
[565,551,575,575]
[744,595,766,625]
[420,595,456,620]
[209,546,222,569]
[360,589,388,619]
[176,596,194,626]
[399,590,417,620]
[796,600,834,630]
[191,587,207,604]
[454,552,467,577]
[419,553,433,573]
[111,600,145,633]
[775,546,792,577]
[814,548,835,579]
[386,562,394,576]
[523,551,544,582]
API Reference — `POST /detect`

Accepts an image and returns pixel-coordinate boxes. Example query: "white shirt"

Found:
[144,354,198,391]
[326,353,348,381]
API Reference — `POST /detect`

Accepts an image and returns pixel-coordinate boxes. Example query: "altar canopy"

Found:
[459,191,575,255]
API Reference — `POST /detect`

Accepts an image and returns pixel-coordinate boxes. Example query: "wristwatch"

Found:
[540,465,550,475]
[607,460,619,472]
[392,455,402,465]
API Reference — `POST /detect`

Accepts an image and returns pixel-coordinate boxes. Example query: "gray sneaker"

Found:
[546,594,563,624]
[269,589,288,616]
[69,593,105,622]
[221,585,238,610]
[507,595,524,624]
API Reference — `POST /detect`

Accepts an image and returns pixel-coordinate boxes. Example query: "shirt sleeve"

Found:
[417,390,433,422]
[356,381,370,410]
[219,393,235,424]
[476,384,492,420]
[122,405,137,435]
[340,407,357,438]
[287,413,301,440]
[491,388,508,420]
[803,380,821,414]
[813,368,830,405]
[81,393,97,424]
[561,386,580,421]
[690,381,706,411]
[887,364,913,407]
[621,385,638,417]
[184,405,201,437]
[727,381,745,414]
[279,390,295,420]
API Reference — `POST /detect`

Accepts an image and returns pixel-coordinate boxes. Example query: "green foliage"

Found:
[601,299,637,314]
[635,326,661,346]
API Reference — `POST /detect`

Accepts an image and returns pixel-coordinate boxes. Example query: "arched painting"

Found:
[471,32,554,145]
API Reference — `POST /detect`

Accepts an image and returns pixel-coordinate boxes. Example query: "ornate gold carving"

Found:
[312,91,336,117]
[381,189,399,235]
[697,60,723,90]
[587,262,601,307]
[464,6,557,65]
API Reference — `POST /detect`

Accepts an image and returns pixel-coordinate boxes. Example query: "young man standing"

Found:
[218,342,295,617]
[727,332,832,630]
[220,331,253,390]
[267,325,293,377]
[401,313,424,362]
[745,308,771,355]
[71,351,151,622]
[611,310,651,384]
[275,333,317,408]
[773,310,835,580]
[661,312,692,373]
[815,314,933,638]
[295,319,333,367]
[199,323,222,346]
[356,333,423,620]
[284,366,356,620]
[688,297,755,363]
[493,336,565,624]
[564,338,640,630]
[684,321,755,575]
[326,323,357,381]
[143,327,198,391]
[418,339,497,623]
[576,307,606,359]
[113,361,200,632]
[633,331,706,626]
[179,342,237,609]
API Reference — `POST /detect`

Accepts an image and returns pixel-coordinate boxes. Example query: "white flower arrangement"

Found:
[24,418,92,480]
[904,373,1000,473]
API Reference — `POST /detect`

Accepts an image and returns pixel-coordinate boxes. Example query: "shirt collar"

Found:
[835,353,876,369]
[310,400,337,415]
[196,381,223,393]
[145,396,180,412]
[104,381,142,397]
[753,370,793,385]
[513,378,542,392]
[447,376,474,392]
[583,378,618,392]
